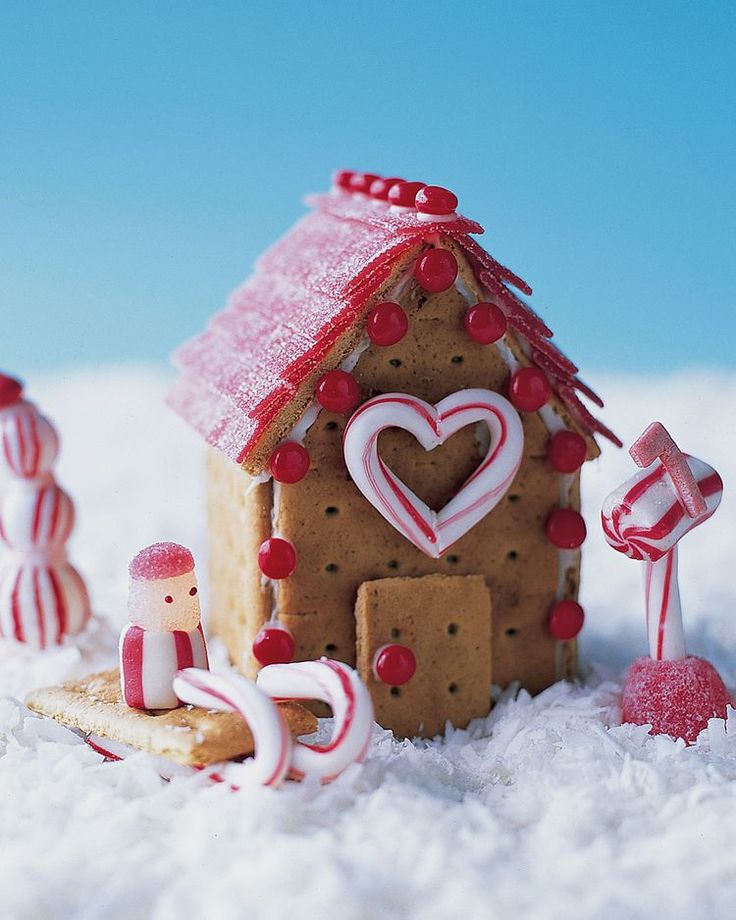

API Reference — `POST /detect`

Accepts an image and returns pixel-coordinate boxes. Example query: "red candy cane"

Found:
[601,423,722,661]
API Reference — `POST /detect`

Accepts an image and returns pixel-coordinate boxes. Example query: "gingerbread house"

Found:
[168,172,619,737]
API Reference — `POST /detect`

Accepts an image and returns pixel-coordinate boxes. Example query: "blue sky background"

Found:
[2,0,734,376]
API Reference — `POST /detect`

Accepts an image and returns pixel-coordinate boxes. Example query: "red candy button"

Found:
[546,508,587,549]
[316,370,360,413]
[373,644,417,686]
[0,374,23,409]
[388,181,426,208]
[349,172,381,195]
[370,177,405,201]
[415,185,458,216]
[509,367,551,412]
[367,302,409,346]
[414,249,458,293]
[258,538,297,579]
[333,169,354,191]
[252,624,295,666]
[548,600,585,640]
[547,430,588,474]
[464,302,507,344]
[269,442,310,484]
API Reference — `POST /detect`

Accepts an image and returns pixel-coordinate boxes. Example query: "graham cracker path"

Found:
[25,670,317,767]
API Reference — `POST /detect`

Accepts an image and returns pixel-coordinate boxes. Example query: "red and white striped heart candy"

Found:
[343,388,524,558]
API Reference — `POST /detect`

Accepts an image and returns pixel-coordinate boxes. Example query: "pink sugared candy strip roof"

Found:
[168,175,621,466]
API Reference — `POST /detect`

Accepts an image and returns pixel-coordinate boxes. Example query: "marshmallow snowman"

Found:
[119,542,209,710]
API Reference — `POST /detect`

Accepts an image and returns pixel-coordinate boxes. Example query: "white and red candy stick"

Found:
[173,668,292,788]
[257,658,374,783]
[0,395,59,480]
[601,422,723,661]
[120,623,209,710]
[343,388,524,558]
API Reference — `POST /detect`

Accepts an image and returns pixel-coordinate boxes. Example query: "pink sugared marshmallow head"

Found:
[127,542,201,632]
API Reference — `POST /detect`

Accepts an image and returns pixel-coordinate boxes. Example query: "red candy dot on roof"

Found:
[464,302,507,345]
[129,542,195,581]
[367,301,409,346]
[415,185,458,216]
[316,369,360,413]
[388,181,426,208]
[547,600,585,640]
[269,441,310,483]
[546,508,587,549]
[373,644,417,686]
[333,169,354,191]
[414,249,458,293]
[350,173,381,195]
[547,430,588,473]
[509,367,551,412]
[370,176,405,201]
[258,537,297,580]
[252,624,295,666]
[0,373,23,409]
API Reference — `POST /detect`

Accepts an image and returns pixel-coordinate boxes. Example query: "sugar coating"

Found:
[622,655,732,744]
[129,542,194,581]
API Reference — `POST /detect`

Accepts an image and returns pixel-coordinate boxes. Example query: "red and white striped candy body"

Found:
[0,481,74,551]
[119,622,209,709]
[0,560,91,648]
[601,456,723,562]
[0,401,59,479]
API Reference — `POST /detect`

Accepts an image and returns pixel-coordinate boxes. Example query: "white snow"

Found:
[2,365,736,920]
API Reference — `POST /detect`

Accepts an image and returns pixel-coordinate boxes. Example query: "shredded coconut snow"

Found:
[1,365,735,920]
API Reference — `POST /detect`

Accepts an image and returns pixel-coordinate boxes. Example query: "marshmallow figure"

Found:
[119,542,209,710]
[0,373,91,647]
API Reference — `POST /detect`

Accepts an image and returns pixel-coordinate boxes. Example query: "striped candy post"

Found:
[0,400,59,480]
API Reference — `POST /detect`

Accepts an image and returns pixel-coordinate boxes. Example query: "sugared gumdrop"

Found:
[621,655,732,744]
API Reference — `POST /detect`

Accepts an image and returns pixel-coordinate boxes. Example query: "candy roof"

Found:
[169,173,621,467]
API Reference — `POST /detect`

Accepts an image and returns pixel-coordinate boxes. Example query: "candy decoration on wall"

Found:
[0,374,91,647]
[252,621,295,666]
[601,422,730,743]
[257,658,374,783]
[373,644,417,686]
[343,389,524,558]
[120,542,209,710]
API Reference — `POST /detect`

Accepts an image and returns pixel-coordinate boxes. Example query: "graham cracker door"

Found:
[354,573,492,738]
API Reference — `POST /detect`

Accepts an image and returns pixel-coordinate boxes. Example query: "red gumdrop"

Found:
[547,430,588,473]
[415,185,458,216]
[0,373,23,409]
[622,655,732,744]
[370,177,405,201]
[414,249,458,293]
[333,169,354,191]
[349,173,381,195]
[257,538,297,579]
[252,624,295,666]
[547,600,585,640]
[366,301,409,346]
[315,369,360,413]
[545,508,587,549]
[464,302,507,344]
[509,367,552,412]
[269,441,310,484]
[388,181,426,208]
[373,644,417,686]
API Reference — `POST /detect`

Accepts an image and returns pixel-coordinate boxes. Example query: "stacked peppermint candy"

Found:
[0,374,91,647]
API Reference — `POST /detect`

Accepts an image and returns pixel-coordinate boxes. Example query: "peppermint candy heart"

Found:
[343,389,524,558]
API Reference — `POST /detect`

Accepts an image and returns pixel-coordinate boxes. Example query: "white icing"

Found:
[416,211,458,223]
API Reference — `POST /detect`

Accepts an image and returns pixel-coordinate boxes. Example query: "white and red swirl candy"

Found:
[0,481,74,550]
[0,399,59,480]
[120,623,209,710]
[0,561,90,647]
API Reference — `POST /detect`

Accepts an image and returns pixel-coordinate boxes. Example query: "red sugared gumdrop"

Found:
[547,600,585,640]
[315,370,360,413]
[252,624,295,666]
[545,508,587,549]
[464,302,507,345]
[257,538,297,580]
[415,185,458,216]
[373,644,417,686]
[414,249,458,293]
[547,430,588,473]
[0,373,23,409]
[367,302,409,346]
[509,367,552,412]
[269,442,310,483]
[622,655,732,744]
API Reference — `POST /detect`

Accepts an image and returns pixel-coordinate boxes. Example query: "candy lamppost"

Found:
[601,422,730,742]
